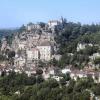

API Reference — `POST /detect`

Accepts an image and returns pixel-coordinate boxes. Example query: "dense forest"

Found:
[0,29,18,38]
[0,71,100,100]
[0,29,18,47]
[54,22,100,69]
[56,22,100,54]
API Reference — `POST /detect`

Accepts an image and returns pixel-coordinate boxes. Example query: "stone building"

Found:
[37,41,52,61]
[27,23,41,31]
[26,48,39,60]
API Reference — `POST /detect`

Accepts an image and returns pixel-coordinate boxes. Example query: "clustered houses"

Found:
[1,18,100,84]
[26,48,39,60]
[11,18,65,70]
[26,41,52,61]
[13,32,54,60]
[70,69,100,83]
[42,67,100,83]
[27,17,65,33]
[0,18,65,76]
[12,34,53,69]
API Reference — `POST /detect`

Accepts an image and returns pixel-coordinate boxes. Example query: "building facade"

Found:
[37,41,52,61]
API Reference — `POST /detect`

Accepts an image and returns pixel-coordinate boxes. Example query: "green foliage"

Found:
[38,22,45,28]
[61,73,71,81]
[92,84,100,95]
[5,34,14,45]
[18,25,26,33]
[79,32,100,44]
[0,72,97,100]
[0,29,17,39]
[8,51,15,58]
[0,54,7,61]
[55,21,100,69]
[36,69,43,75]
[38,60,46,67]
[78,46,99,56]
[94,57,100,65]
[0,71,43,96]
[49,58,59,67]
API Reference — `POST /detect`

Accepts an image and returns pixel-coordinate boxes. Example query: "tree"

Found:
[50,58,58,66]
[92,84,100,95]
[38,61,46,68]
[38,22,46,28]
[19,24,26,32]
[36,69,43,75]
[94,57,100,65]
[60,78,66,85]
[81,91,90,100]
[8,51,15,58]
[36,75,44,83]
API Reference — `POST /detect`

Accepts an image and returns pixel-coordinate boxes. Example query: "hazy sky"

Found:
[0,0,100,28]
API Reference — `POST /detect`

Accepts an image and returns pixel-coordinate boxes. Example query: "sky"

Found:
[0,0,100,28]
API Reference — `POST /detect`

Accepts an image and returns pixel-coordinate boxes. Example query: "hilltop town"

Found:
[1,0,100,99]
[0,17,100,79]
[0,17,100,84]
[0,18,65,74]
[1,18,100,99]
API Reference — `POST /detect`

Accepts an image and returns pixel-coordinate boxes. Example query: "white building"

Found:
[77,43,93,51]
[27,23,41,31]
[70,70,87,81]
[26,41,52,61]
[25,70,36,77]
[48,18,64,31]
[26,48,39,60]
[62,68,71,74]
[48,20,61,28]
[52,54,62,61]
[89,53,100,60]
[42,67,61,80]
[14,57,26,67]
[18,41,27,50]
[37,41,52,61]
[48,17,64,28]
[52,76,63,81]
